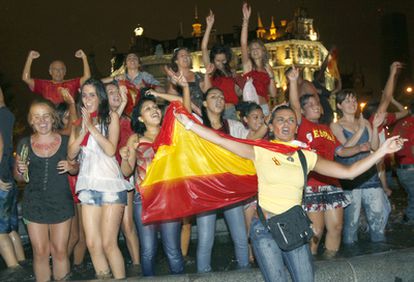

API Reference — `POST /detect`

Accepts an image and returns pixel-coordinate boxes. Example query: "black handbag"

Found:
[257,150,314,251]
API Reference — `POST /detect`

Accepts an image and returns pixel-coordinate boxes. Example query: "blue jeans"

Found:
[343,188,390,244]
[0,186,18,233]
[133,193,184,276]
[397,168,414,220]
[250,218,314,282]
[196,204,249,273]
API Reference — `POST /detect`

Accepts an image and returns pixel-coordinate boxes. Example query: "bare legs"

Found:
[244,204,256,262]
[307,208,343,257]
[82,204,125,279]
[27,219,72,282]
[0,231,25,267]
[121,191,140,265]
[68,204,87,266]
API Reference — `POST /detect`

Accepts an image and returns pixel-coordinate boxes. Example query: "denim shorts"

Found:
[0,187,19,233]
[78,190,127,206]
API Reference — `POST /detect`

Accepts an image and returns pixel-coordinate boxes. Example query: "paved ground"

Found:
[1,178,414,281]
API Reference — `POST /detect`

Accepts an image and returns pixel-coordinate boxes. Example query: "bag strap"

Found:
[257,149,308,228]
[297,149,308,188]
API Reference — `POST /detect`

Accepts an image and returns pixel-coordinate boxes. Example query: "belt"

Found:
[399,164,414,169]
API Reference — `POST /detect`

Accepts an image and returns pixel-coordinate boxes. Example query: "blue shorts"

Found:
[0,186,19,233]
[78,190,127,206]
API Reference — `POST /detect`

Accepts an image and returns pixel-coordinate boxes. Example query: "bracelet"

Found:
[185,120,195,130]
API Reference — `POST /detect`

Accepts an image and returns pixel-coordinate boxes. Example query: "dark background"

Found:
[0,0,413,122]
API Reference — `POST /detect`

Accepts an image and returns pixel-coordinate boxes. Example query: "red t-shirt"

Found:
[297,117,341,187]
[243,70,271,101]
[212,76,239,105]
[33,78,81,105]
[118,80,141,117]
[392,116,414,165]
[115,116,134,165]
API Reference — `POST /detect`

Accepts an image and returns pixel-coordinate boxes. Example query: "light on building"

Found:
[134,25,144,37]
[406,86,413,93]
[360,102,366,112]
[404,106,408,110]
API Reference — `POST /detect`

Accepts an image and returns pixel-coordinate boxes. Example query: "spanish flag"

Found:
[140,102,300,223]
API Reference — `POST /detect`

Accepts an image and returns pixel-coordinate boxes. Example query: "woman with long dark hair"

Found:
[241,3,277,115]
[202,10,241,119]
[120,94,184,276]
[68,78,132,279]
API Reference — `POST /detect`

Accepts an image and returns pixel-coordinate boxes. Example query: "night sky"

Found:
[0,0,413,115]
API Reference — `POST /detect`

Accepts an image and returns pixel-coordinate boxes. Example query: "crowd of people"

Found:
[0,3,413,282]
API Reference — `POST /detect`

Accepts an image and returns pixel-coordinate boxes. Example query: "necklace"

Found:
[32,135,60,151]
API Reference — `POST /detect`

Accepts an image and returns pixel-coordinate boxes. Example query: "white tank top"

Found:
[76,126,133,193]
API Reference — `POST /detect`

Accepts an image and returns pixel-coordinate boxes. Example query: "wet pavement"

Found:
[1,179,414,281]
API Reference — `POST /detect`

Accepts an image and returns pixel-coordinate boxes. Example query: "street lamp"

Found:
[134,25,144,37]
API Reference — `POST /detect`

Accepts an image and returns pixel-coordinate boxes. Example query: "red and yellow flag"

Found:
[140,102,299,223]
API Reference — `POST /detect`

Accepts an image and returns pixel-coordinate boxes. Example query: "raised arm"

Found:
[22,50,40,91]
[286,66,301,123]
[241,3,251,72]
[165,67,192,113]
[120,134,138,177]
[115,85,128,116]
[175,112,255,160]
[369,112,385,151]
[75,49,91,85]
[59,87,78,136]
[391,97,409,120]
[266,64,277,98]
[314,135,405,179]
[201,10,214,68]
[377,62,403,114]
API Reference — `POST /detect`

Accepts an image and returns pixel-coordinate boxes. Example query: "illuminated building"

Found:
[110,5,335,99]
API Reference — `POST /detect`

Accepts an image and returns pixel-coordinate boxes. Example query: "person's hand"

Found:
[173,110,191,127]
[28,50,40,60]
[286,65,299,82]
[242,3,251,21]
[57,160,72,174]
[359,142,371,152]
[384,187,392,197]
[164,66,178,85]
[206,10,215,26]
[145,89,158,97]
[16,160,29,176]
[373,112,386,128]
[81,107,93,132]
[0,179,13,191]
[75,49,86,59]
[119,146,130,161]
[175,71,189,88]
[379,135,407,155]
[59,87,75,105]
[390,61,404,76]
[205,63,215,75]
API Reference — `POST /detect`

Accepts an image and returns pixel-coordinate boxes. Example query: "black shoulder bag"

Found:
[257,150,314,251]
